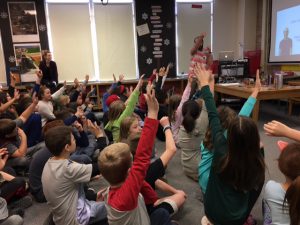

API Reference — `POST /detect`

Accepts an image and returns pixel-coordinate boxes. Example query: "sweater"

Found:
[171,82,191,145]
[198,96,257,194]
[201,85,262,225]
[103,118,159,225]
[105,90,140,142]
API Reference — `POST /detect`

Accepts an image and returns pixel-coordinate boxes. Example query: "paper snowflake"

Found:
[0,12,8,19]
[166,22,172,29]
[142,13,148,20]
[146,58,153,65]
[9,56,15,63]
[39,24,47,32]
[164,39,170,46]
[140,45,147,53]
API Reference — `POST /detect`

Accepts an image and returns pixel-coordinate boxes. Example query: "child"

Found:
[41,126,106,225]
[195,63,265,225]
[199,69,261,194]
[105,75,144,143]
[120,115,186,215]
[37,81,66,126]
[263,142,300,225]
[99,84,175,225]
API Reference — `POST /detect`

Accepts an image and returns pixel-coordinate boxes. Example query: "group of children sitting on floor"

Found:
[0,61,299,225]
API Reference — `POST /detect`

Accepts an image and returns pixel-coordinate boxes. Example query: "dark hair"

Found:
[98,143,132,185]
[219,116,265,191]
[182,100,201,133]
[44,126,72,156]
[194,36,204,51]
[0,92,8,104]
[16,96,32,115]
[168,95,181,122]
[156,89,167,105]
[54,110,73,121]
[0,111,17,120]
[203,106,237,150]
[279,142,300,225]
[0,119,16,138]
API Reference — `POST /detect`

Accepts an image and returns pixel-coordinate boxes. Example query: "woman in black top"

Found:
[39,50,58,92]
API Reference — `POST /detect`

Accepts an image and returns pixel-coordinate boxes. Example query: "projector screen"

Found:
[269,0,300,63]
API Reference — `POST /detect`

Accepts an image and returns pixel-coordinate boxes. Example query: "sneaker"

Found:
[8,196,33,210]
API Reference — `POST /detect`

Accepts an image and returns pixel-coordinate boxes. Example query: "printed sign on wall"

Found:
[135,0,176,78]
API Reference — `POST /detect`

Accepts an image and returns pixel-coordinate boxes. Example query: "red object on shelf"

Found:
[244,50,261,77]
[211,60,219,74]
[192,4,202,9]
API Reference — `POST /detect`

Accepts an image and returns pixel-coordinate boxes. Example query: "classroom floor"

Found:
[24,101,300,225]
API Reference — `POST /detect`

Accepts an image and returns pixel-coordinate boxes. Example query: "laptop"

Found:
[219,51,234,61]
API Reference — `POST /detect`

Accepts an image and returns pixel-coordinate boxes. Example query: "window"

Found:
[94,3,137,80]
[47,3,95,81]
[0,30,6,83]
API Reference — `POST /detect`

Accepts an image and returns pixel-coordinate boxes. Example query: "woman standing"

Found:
[39,50,58,92]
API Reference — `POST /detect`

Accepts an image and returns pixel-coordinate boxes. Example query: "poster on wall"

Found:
[135,0,176,77]
[13,43,41,82]
[8,2,39,43]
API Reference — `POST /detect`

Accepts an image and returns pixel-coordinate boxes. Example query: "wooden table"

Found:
[214,84,300,122]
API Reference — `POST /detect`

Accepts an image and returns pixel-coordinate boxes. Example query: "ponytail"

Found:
[182,100,200,133]
[285,176,300,225]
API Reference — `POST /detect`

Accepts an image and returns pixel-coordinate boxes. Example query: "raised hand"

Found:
[160,116,170,127]
[135,74,145,91]
[64,80,67,88]
[87,120,104,138]
[112,74,116,83]
[158,67,166,77]
[264,120,290,137]
[75,106,84,118]
[14,89,20,100]
[145,81,159,119]
[119,74,125,82]
[254,69,261,91]
[194,63,211,88]
[0,148,8,170]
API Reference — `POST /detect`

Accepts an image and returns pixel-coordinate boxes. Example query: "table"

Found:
[214,84,300,122]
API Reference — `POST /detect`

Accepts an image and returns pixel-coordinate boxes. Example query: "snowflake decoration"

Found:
[168,62,174,69]
[166,22,172,29]
[140,45,147,53]
[164,39,170,46]
[0,12,8,19]
[146,58,152,65]
[142,13,148,20]
[39,24,47,32]
[9,56,15,63]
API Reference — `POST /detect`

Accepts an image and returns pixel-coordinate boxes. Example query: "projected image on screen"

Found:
[269,0,300,62]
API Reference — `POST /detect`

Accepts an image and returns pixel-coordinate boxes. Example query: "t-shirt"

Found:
[42,159,92,225]
[263,180,290,225]
[189,50,208,77]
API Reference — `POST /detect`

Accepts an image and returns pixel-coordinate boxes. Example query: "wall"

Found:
[213,0,239,59]
[213,0,258,60]
[244,0,257,51]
